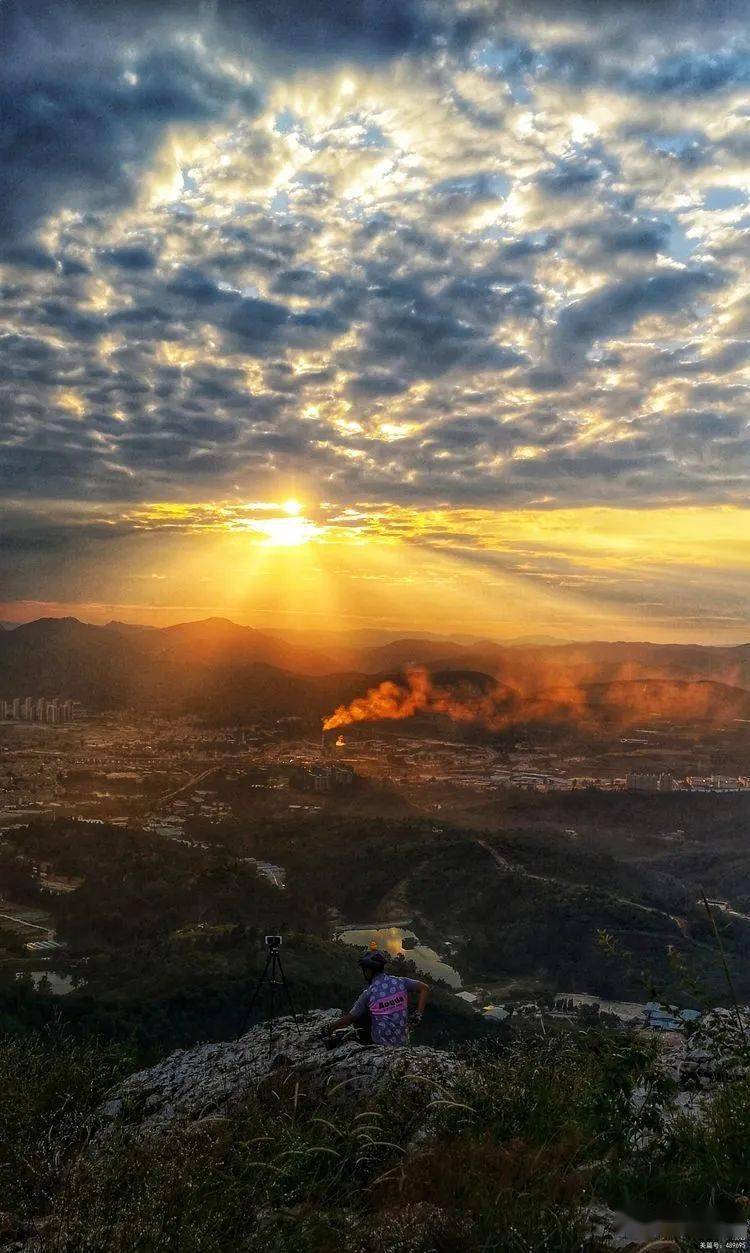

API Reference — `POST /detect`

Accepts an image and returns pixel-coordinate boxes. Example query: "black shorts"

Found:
[352,1009,373,1045]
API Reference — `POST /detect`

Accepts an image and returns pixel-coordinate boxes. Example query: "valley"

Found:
[2,616,750,1049]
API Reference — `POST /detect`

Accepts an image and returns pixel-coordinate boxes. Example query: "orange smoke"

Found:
[323,667,587,733]
[322,668,749,733]
[325,668,432,731]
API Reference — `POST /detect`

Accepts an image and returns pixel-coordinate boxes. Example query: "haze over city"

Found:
[2,0,749,642]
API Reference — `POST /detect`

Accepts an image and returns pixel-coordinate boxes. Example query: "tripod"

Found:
[246,941,301,1053]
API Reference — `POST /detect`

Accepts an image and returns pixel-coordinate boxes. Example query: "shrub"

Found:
[0,1024,133,1220]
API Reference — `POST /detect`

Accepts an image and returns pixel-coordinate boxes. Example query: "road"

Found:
[474,838,683,929]
[0,910,50,933]
[705,899,750,925]
[143,765,221,816]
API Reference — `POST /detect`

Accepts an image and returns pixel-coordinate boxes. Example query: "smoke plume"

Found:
[322,667,750,733]
[322,667,586,733]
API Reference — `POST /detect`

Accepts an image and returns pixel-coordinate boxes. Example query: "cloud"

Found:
[218,0,470,62]
[0,1,261,242]
[0,0,749,565]
[100,245,158,271]
[537,158,603,196]
[550,268,721,366]
[629,47,750,97]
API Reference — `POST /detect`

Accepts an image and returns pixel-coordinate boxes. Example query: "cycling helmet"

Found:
[359,948,388,973]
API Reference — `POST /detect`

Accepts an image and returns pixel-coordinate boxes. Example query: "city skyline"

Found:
[2,1,750,643]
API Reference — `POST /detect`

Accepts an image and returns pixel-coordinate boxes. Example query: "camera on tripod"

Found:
[247,933,299,1052]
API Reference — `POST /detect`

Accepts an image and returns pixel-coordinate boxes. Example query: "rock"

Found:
[666,1008,750,1102]
[585,1202,633,1250]
[94,1010,465,1139]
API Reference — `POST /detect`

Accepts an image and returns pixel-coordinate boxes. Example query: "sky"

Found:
[1,0,749,642]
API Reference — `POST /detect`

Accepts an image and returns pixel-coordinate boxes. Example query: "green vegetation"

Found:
[0,1023,749,1250]
[0,814,493,1057]
[0,1029,133,1228]
[2,804,750,1248]
[4,798,750,1041]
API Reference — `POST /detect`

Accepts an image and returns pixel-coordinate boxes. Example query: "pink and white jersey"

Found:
[350,973,421,1046]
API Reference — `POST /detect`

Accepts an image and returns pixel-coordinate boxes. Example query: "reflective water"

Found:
[20,971,77,996]
[337,924,462,987]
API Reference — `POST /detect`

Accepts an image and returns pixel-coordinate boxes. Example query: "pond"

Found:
[19,971,77,996]
[337,924,462,988]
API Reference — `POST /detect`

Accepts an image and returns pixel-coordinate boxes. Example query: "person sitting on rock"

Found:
[327,948,430,1047]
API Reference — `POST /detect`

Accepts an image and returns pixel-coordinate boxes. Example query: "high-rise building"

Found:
[1,695,78,723]
[626,771,673,793]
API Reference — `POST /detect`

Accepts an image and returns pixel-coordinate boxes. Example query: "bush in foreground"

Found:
[1,1024,749,1251]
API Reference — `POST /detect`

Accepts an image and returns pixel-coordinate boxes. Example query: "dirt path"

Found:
[474,838,680,928]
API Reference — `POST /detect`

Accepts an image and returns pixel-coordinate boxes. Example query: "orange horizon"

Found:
[1,604,748,650]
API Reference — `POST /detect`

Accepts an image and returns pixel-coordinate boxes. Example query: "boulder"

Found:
[675,1009,750,1093]
[95,1010,464,1138]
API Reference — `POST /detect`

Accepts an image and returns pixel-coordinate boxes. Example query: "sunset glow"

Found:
[251,512,319,548]
[5,8,750,1232]
[1,1,748,642]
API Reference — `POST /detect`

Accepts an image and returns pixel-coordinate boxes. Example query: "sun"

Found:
[252,500,318,547]
[256,516,317,547]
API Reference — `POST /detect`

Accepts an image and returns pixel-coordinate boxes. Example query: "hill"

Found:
[347,636,750,688]
[3,987,750,1250]
[148,617,337,675]
[0,616,342,714]
[1,617,749,730]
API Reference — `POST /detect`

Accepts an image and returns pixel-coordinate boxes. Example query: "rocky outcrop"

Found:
[676,1007,750,1092]
[95,1010,464,1138]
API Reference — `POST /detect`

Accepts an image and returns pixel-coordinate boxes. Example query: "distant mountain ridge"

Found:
[0,616,748,727]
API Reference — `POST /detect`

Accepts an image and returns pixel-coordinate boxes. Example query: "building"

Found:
[273,761,356,793]
[626,771,673,793]
[310,762,356,793]
[687,775,746,792]
[1,696,77,723]
[643,1002,700,1031]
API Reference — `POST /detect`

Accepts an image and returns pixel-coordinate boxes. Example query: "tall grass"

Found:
[1,1025,749,1250]
[0,1024,133,1223]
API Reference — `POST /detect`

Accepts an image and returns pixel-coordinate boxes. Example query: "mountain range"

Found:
[0,616,748,728]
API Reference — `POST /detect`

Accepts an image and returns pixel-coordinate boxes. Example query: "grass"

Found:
[0,1025,134,1223]
[0,1022,748,1250]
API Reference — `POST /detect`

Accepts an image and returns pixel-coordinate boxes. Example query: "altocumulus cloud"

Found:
[0,0,749,540]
